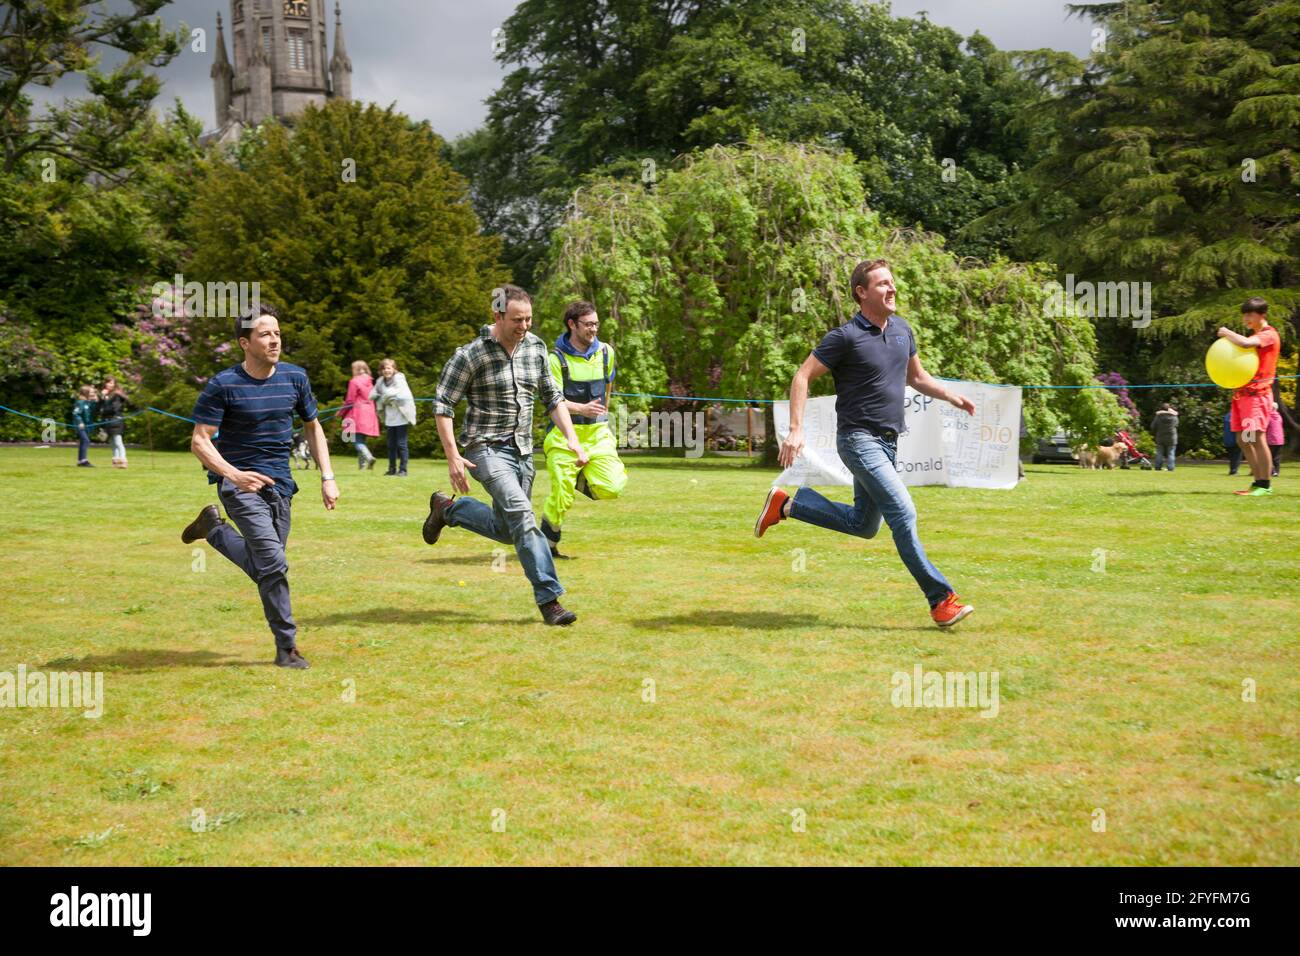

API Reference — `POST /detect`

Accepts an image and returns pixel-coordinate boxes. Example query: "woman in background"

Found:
[370,358,416,476]
[98,376,129,468]
[339,360,379,469]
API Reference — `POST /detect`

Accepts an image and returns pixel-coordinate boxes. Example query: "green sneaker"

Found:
[1246,486,1274,496]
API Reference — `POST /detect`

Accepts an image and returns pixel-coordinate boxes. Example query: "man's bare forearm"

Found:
[910,371,956,403]
[788,372,810,431]
[436,415,460,457]
[191,432,237,481]
[549,403,581,445]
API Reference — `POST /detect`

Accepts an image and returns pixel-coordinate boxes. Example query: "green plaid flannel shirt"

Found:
[435,326,563,454]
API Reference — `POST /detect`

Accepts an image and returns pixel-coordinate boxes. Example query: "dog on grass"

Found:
[291,430,315,469]
[1076,443,1125,469]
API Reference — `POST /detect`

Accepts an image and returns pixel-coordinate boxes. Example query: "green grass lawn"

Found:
[0,445,1296,865]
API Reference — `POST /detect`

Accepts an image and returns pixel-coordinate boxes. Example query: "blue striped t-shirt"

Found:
[191,362,319,497]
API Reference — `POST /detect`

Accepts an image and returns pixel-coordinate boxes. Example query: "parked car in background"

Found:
[1032,431,1079,464]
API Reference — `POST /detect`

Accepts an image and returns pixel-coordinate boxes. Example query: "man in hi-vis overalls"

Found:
[541,300,628,558]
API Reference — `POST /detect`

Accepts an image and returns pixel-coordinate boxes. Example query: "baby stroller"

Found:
[1113,430,1152,470]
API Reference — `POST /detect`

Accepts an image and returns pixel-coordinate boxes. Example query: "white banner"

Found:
[773,382,1022,489]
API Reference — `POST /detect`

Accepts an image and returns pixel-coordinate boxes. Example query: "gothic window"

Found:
[261,27,271,58]
[233,1,244,20]
[233,30,244,65]
[287,30,311,71]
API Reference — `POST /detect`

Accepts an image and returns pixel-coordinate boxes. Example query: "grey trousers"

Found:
[207,480,297,650]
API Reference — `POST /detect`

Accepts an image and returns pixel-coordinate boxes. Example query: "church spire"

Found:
[211,12,234,125]
[329,2,353,101]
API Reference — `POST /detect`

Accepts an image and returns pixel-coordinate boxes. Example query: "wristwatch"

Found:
[321,473,335,482]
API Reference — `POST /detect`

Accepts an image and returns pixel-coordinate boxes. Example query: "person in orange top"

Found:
[1218,297,1281,496]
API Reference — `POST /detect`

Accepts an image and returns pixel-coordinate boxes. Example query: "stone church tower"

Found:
[210,0,353,138]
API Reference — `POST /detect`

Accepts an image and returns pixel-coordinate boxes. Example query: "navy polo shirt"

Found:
[191,362,319,497]
[813,312,917,436]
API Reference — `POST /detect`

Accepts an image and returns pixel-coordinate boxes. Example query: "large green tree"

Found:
[184,100,508,403]
[991,0,1300,452]
[0,0,191,438]
[539,137,1126,451]
[451,0,1044,287]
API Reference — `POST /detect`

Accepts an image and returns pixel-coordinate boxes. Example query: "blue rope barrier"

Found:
[5,374,1296,431]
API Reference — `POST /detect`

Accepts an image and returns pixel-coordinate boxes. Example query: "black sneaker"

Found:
[181,504,224,544]
[539,600,577,626]
[274,647,310,669]
[422,491,455,545]
[77,460,94,468]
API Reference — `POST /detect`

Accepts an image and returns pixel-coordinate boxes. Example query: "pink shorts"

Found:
[1231,393,1271,436]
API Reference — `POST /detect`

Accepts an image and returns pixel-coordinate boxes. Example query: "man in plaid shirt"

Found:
[423,284,589,626]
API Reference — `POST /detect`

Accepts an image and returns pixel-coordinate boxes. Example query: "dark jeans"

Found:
[208,481,297,650]
[1227,446,1242,473]
[445,443,564,606]
[386,424,410,473]
[76,426,90,462]
[1270,444,1282,475]
[788,429,953,608]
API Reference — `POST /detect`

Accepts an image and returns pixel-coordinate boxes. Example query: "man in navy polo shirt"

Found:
[181,303,339,668]
[754,258,975,628]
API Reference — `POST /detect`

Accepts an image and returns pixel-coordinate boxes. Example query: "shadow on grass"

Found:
[1108,490,1243,497]
[44,649,262,671]
[300,607,535,627]
[418,555,514,566]
[636,610,826,630]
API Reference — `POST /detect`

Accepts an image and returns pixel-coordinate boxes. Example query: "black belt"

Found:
[846,425,899,442]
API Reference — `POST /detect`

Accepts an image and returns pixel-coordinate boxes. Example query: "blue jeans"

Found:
[76,426,90,462]
[1154,443,1175,470]
[386,424,409,473]
[208,481,297,650]
[788,429,953,608]
[446,443,564,606]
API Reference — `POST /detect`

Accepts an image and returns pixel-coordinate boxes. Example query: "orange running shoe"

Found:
[754,487,789,538]
[931,592,974,628]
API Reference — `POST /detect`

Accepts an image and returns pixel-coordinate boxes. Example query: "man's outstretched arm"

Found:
[778,353,831,468]
[907,355,976,415]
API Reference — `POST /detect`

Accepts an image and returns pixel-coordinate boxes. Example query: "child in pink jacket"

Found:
[339,360,380,469]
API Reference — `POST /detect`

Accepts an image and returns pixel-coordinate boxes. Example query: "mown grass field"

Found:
[0,444,1296,865]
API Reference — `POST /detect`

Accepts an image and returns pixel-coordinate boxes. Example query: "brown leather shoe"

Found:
[274,647,310,669]
[539,600,577,626]
[422,491,455,544]
[181,504,224,544]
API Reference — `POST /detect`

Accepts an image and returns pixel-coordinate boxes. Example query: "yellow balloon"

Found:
[1205,338,1259,389]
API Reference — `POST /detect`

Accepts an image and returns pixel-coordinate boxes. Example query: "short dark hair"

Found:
[563,300,597,330]
[493,284,532,315]
[1241,297,1268,315]
[850,258,891,305]
[235,301,281,343]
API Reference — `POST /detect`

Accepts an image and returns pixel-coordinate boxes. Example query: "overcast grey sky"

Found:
[35,1,1097,139]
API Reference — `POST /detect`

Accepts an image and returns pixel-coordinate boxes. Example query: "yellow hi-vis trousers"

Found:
[542,421,627,529]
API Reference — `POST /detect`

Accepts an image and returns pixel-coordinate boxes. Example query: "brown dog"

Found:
[1076,444,1125,469]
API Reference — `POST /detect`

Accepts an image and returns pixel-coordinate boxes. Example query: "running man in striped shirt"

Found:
[182,303,339,669]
